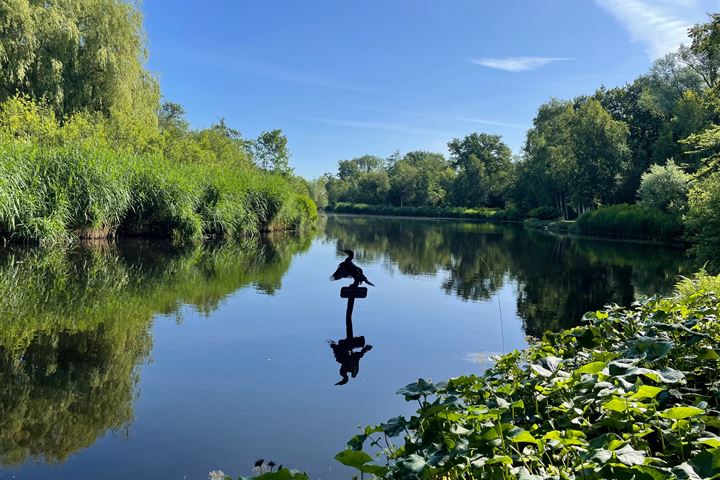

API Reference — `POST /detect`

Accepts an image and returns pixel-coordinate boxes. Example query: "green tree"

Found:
[521,99,577,218]
[681,13,720,92]
[447,133,513,208]
[637,160,692,216]
[570,99,630,213]
[252,129,291,173]
[388,151,453,206]
[521,99,629,218]
[307,177,329,209]
[0,0,160,136]
[686,172,720,270]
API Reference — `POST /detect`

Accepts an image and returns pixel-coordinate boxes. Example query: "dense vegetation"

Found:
[312,14,720,266]
[0,0,316,243]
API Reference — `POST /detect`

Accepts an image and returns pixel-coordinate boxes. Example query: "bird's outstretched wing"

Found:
[329,264,346,281]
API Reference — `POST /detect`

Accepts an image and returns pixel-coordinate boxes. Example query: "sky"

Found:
[142,0,720,178]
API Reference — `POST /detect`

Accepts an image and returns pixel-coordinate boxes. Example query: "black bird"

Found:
[329,249,375,287]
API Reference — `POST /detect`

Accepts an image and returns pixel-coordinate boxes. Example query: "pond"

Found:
[0,214,696,480]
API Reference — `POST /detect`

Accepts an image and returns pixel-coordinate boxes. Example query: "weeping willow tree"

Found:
[0,0,160,148]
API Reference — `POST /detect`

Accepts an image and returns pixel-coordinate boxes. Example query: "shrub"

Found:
[637,160,691,216]
[527,205,560,220]
[685,172,720,271]
[326,203,504,220]
[576,204,683,240]
[0,97,317,243]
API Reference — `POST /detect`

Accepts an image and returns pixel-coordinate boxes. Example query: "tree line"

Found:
[313,14,720,262]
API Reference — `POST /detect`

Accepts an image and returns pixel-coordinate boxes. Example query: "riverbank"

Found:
[325,202,512,221]
[0,140,317,244]
[326,203,692,246]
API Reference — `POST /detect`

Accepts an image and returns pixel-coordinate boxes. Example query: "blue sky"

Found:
[142,0,719,178]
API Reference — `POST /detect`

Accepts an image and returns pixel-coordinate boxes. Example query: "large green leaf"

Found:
[660,406,705,420]
[615,444,646,466]
[334,450,372,469]
[575,361,606,376]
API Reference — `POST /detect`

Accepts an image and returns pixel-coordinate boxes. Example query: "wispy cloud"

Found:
[454,117,528,129]
[308,117,450,137]
[594,0,703,58]
[469,57,571,72]
[338,104,528,130]
[156,47,378,93]
[247,64,380,93]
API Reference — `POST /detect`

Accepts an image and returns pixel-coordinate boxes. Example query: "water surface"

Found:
[0,214,694,479]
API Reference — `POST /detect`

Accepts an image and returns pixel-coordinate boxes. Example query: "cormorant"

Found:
[329,249,375,286]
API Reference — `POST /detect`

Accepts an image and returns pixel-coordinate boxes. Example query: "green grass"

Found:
[325,202,509,220]
[576,203,684,241]
[0,141,317,243]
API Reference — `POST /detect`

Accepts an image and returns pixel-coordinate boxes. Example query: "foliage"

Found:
[526,206,560,220]
[326,203,505,220]
[637,160,692,216]
[517,98,630,219]
[340,273,720,479]
[682,13,720,92]
[388,151,454,207]
[576,204,683,241]
[683,124,720,177]
[447,133,513,208]
[0,0,160,150]
[0,140,315,244]
[686,173,720,272]
[306,177,329,209]
[251,129,292,174]
[0,96,315,243]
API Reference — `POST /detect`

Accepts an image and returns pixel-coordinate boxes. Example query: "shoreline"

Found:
[324,211,689,249]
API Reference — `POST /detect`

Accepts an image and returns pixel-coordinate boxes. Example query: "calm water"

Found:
[0,214,695,479]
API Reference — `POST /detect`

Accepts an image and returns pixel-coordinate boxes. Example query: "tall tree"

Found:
[252,129,291,173]
[0,0,159,121]
[447,133,513,208]
[681,13,720,91]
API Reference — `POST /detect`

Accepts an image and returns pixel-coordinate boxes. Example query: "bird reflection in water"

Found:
[329,335,372,385]
[329,248,374,385]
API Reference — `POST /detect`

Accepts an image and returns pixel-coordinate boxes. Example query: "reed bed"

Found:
[0,140,316,243]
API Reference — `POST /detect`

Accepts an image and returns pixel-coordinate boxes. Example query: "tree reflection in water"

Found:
[0,234,312,466]
[323,214,694,338]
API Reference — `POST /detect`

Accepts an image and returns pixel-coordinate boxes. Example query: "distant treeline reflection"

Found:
[0,235,311,466]
[323,214,694,336]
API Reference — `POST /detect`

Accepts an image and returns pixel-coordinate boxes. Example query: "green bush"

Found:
[686,173,720,272]
[326,202,504,220]
[527,205,560,220]
[333,273,720,479]
[576,204,683,241]
[637,160,691,216]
